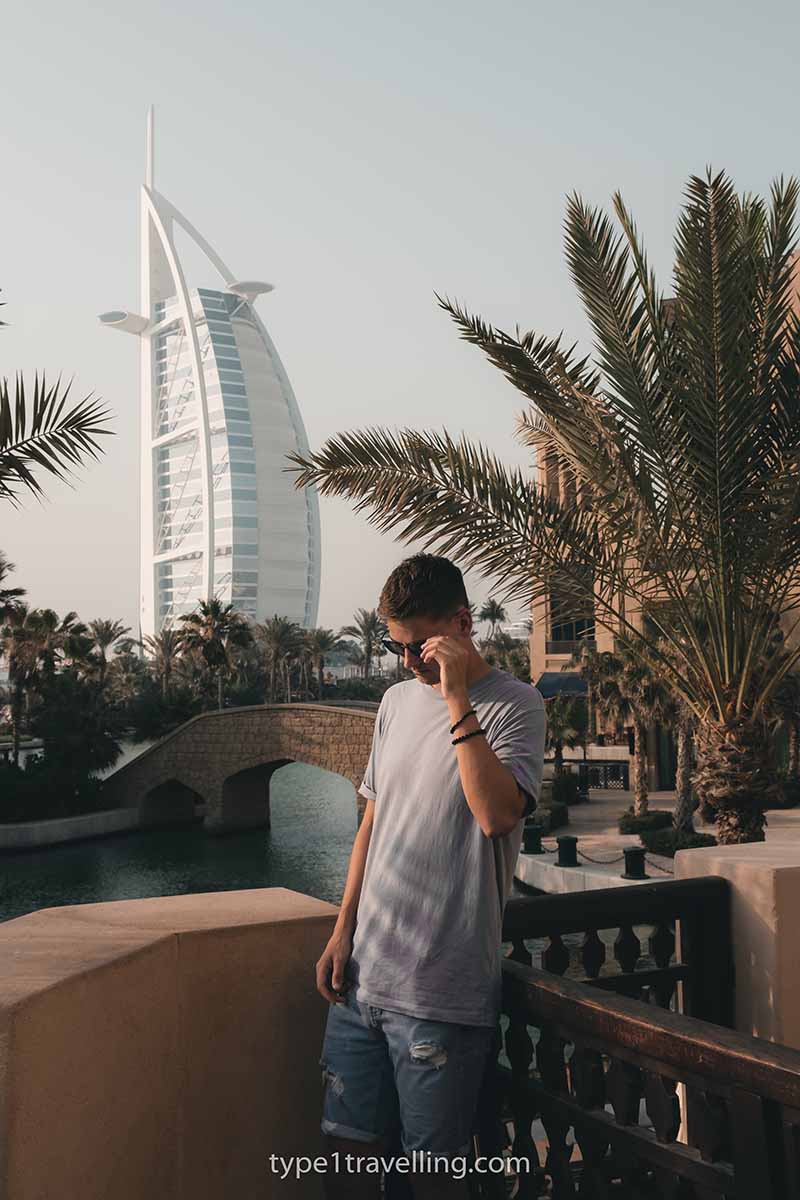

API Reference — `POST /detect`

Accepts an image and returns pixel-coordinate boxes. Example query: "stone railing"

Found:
[0,889,338,1198]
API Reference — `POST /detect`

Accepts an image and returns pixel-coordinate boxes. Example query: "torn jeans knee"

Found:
[409,1041,448,1069]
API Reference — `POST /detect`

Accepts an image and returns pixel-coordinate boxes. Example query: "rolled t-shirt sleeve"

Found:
[488,691,547,820]
[359,695,387,801]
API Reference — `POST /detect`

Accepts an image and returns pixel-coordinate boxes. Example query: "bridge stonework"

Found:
[102,704,376,833]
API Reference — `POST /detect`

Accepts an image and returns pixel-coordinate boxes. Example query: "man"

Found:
[316,554,546,1199]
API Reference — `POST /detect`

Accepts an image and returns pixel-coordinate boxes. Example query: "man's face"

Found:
[386,607,471,686]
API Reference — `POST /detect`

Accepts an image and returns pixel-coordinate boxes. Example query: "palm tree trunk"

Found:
[318,660,325,700]
[553,740,565,776]
[587,687,597,743]
[692,715,778,843]
[632,718,648,817]
[217,672,224,711]
[672,714,695,834]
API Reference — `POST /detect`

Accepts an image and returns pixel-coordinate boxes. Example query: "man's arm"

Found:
[419,636,545,840]
[315,795,374,1003]
[447,693,528,838]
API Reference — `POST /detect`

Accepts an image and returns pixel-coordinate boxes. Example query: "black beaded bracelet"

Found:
[449,708,476,735]
[452,727,485,746]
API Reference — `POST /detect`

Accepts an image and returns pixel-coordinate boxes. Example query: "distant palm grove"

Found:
[0,551,531,822]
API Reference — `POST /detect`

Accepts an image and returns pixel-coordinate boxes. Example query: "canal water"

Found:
[0,763,358,924]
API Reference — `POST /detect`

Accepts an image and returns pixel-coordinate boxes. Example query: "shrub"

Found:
[772,776,800,809]
[533,801,569,831]
[0,759,111,823]
[325,677,395,701]
[618,809,673,834]
[552,773,581,806]
[640,828,717,858]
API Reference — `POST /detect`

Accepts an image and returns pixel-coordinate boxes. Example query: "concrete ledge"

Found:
[515,851,662,893]
[0,806,144,851]
[676,843,800,1049]
[0,887,338,1198]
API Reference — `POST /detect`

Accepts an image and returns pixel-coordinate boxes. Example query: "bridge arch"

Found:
[103,704,376,833]
[222,759,293,831]
[140,778,203,828]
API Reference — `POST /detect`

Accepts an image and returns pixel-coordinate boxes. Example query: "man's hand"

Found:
[419,634,471,700]
[315,929,353,1004]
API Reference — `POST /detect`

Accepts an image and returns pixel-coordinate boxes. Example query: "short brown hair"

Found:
[378,554,469,621]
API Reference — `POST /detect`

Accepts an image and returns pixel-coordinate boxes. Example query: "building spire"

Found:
[146,105,154,189]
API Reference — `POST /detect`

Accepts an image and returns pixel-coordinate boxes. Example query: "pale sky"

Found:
[3,0,800,638]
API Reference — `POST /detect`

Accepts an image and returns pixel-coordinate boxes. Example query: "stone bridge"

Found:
[102,704,376,833]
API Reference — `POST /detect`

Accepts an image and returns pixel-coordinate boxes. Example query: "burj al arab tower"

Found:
[99,109,321,639]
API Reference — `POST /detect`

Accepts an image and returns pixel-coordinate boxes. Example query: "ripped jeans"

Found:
[319,986,496,1160]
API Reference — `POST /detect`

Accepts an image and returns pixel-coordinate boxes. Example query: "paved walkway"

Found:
[565,789,800,846]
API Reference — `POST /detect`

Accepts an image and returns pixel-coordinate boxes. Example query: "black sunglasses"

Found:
[380,609,469,659]
[380,635,428,658]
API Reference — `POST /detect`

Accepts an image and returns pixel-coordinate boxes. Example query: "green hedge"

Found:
[618,809,673,834]
[640,828,717,858]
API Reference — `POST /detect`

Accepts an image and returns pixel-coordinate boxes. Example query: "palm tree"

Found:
[672,700,697,835]
[143,628,184,699]
[573,643,601,743]
[338,609,387,680]
[484,629,519,671]
[578,646,670,816]
[616,650,674,818]
[179,599,253,710]
[544,694,588,775]
[0,552,25,617]
[0,603,38,763]
[106,644,149,705]
[255,615,303,702]
[288,171,800,843]
[305,628,345,699]
[27,608,83,681]
[772,672,800,782]
[1,289,111,501]
[87,619,131,691]
[478,598,507,645]
[61,622,96,673]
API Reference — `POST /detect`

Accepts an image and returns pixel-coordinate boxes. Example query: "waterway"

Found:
[0,763,358,924]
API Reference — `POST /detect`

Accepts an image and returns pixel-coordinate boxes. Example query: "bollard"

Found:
[622,846,648,880]
[522,823,544,854]
[556,835,579,868]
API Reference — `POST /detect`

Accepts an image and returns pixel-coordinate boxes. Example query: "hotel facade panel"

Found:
[100,111,320,638]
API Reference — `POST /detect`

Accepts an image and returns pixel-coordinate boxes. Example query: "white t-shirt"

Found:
[347,666,546,1027]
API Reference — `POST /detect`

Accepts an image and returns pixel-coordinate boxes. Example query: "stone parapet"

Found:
[0,888,338,1199]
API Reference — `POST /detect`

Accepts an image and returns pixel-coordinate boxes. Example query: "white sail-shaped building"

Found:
[100,109,321,639]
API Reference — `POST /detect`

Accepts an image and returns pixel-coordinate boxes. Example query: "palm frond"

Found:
[286,426,671,666]
[0,372,112,502]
